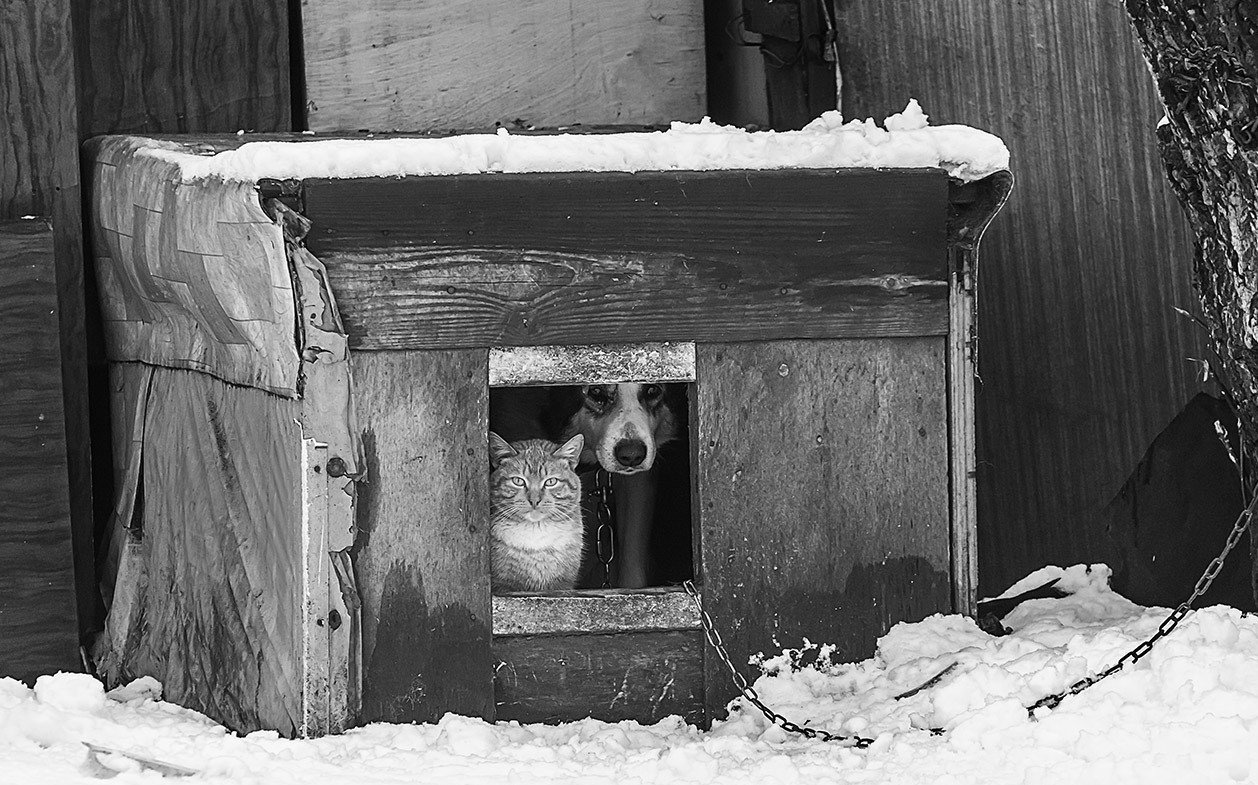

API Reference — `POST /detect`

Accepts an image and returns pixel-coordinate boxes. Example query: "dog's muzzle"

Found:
[613,439,648,469]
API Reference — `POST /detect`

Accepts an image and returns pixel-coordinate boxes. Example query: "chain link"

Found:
[1027,494,1256,715]
[590,469,615,589]
[682,580,877,748]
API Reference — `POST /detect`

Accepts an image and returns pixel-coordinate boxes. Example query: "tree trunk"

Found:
[1125,0,1258,602]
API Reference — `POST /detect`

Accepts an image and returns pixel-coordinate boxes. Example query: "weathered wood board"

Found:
[302,169,950,350]
[301,0,705,132]
[0,220,80,683]
[494,631,705,725]
[74,0,290,135]
[834,0,1205,593]
[2,0,93,638]
[695,338,952,717]
[492,587,700,636]
[352,350,494,723]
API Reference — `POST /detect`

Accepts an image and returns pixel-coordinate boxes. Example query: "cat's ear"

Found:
[488,432,516,467]
[553,434,584,469]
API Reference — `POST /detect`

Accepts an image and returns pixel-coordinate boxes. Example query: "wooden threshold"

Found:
[492,586,700,636]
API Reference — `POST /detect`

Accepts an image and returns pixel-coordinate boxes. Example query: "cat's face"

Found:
[489,433,584,522]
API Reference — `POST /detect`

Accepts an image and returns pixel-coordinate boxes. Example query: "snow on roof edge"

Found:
[142,100,1011,184]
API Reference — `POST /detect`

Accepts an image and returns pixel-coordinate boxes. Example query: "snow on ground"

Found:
[142,100,1009,184]
[5,564,1258,784]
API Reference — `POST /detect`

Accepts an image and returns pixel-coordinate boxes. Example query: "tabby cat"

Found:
[488,432,585,593]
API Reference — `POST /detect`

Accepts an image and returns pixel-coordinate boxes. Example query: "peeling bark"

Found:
[1126,0,1258,602]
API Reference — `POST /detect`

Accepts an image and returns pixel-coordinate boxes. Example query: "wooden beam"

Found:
[302,169,950,350]
[492,587,700,636]
[489,343,696,387]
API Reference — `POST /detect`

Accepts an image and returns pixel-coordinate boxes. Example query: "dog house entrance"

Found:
[487,342,696,591]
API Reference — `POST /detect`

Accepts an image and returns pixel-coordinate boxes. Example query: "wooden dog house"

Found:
[85,131,1010,736]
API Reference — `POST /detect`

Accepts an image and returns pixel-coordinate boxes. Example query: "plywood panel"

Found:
[1,0,93,638]
[352,350,494,723]
[301,0,705,132]
[493,631,705,725]
[74,0,290,136]
[0,220,79,683]
[833,0,1206,593]
[695,338,952,717]
[302,169,950,349]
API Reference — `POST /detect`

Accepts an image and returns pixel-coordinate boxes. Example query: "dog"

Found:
[488,382,683,588]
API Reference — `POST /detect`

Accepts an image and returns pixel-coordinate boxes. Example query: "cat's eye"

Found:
[543,478,559,487]
[510,477,525,486]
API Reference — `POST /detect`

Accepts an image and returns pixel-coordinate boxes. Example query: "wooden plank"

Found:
[0,220,80,683]
[490,343,696,387]
[301,0,705,132]
[302,169,950,349]
[2,0,94,642]
[352,350,493,723]
[946,174,1013,616]
[74,0,290,135]
[834,0,1206,594]
[695,338,952,718]
[493,631,705,725]
[492,588,700,636]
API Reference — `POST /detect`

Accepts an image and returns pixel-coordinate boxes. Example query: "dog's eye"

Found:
[543,478,558,487]
[643,384,662,399]
[586,386,610,403]
[510,477,526,487]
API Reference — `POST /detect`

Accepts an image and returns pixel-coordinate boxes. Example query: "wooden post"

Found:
[1125,0,1258,603]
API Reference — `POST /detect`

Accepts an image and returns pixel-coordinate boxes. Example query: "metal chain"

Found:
[590,469,615,589]
[682,580,876,748]
[1027,490,1256,715]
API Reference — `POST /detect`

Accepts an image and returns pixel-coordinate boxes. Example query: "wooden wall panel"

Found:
[834,0,1206,593]
[74,0,290,136]
[0,220,80,683]
[352,350,494,723]
[695,337,952,717]
[1,0,94,648]
[301,0,705,132]
[303,169,950,349]
[494,631,706,726]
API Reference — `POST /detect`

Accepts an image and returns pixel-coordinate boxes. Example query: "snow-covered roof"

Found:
[141,100,1010,184]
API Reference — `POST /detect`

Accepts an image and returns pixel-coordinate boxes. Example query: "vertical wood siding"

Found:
[835,0,1206,593]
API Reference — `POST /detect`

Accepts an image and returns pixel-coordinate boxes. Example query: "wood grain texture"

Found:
[74,0,290,136]
[492,587,700,636]
[352,350,494,724]
[493,631,705,725]
[301,0,705,132]
[2,0,94,639]
[695,338,952,718]
[302,169,950,350]
[0,220,80,683]
[947,173,1014,616]
[96,366,306,735]
[834,0,1206,594]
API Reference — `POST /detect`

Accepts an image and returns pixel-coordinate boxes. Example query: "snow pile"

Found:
[143,100,1009,184]
[5,564,1258,784]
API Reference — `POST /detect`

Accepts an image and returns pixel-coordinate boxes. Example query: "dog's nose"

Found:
[614,440,647,468]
